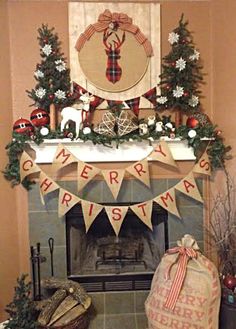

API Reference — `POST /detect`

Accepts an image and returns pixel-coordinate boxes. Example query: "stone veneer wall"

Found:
[28,178,203,329]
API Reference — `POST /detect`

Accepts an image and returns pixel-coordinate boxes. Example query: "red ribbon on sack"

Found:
[164,247,197,310]
[75,9,153,57]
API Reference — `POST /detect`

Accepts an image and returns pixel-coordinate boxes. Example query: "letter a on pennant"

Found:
[105,206,128,236]
[154,188,181,219]
[126,160,150,187]
[102,169,125,199]
[20,151,41,181]
[192,151,211,176]
[175,172,203,203]
[77,160,100,192]
[150,140,177,168]
[81,200,103,233]
[58,188,81,217]
[130,201,153,230]
[52,144,77,171]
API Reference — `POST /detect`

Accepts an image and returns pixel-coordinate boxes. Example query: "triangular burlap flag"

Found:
[105,206,128,236]
[58,188,81,217]
[52,144,77,171]
[77,160,100,192]
[154,188,181,219]
[175,172,203,203]
[150,141,177,168]
[81,200,103,233]
[130,200,153,230]
[39,171,60,197]
[193,151,211,176]
[126,160,150,187]
[20,151,41,181]
[102,169,125,199]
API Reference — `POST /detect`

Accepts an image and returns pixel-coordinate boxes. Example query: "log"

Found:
[38,289,67,326]
[41,278,91,310]
[48,295,79,326]
[53,304,87,327]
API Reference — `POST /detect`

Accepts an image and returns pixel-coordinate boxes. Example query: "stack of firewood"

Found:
[36,278,91,329]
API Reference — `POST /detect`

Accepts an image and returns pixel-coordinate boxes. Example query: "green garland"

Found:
[3,120,230,191]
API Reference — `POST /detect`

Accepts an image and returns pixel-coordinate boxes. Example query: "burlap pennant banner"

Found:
[154,188,181,219]
[150,140,177,168]
[81,200,103,233]
[77,160,101,192]
[58,188,81,217]
[39,171,60,205]
[105,206,128,236]
[126,159,150,187]
[192,150,211,176]
[52,144,78,171]
[130,200,153,230]
[175,172,203,203]
[102,169,125,199]
[20,151,41,182]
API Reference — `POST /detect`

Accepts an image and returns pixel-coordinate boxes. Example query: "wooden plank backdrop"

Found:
[68,2,160,107]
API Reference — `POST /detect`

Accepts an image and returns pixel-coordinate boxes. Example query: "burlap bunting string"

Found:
[75,9,154,57]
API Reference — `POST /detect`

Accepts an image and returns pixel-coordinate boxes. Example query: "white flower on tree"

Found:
[176,57,186,71]
[157,96,168,104]
[189,49,200,61]
[173,86,184,98]
[189,95,199,107]
[54,89,66,99]
[34,70,44,79]
[42,44,52,56]
[35,87,46,99]
[168,32,179,45]
[55,59,66,72]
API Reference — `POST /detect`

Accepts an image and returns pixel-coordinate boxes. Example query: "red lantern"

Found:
[186,116,199,129]
[13,118,34,135]
[30,108,50,127]
[223,275,236,290]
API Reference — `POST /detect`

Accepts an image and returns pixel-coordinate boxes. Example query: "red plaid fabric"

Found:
[105,49,122,84]
[142,87,157,107]
[125,97,140,116]
[72,82,104,109]
[107,100,123,108]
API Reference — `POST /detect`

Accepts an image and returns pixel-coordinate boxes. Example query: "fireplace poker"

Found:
[36,242,41,300]
[48,237,54,277]
[30,246,36,300]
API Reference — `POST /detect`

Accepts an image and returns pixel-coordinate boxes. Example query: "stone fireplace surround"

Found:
[28,177,203,329]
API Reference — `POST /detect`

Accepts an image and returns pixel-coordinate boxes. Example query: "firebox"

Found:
[66,203,168,292]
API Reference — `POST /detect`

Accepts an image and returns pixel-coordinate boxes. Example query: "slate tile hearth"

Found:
[28,178,204,329]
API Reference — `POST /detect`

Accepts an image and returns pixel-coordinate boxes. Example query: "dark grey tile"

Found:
[105,292,135,314]
[89,314,105,329]
[39,246,67,279]
[132,180,153,203]
[29,211,66,247]
[28,183,60,212]
[89,292,105,314]
[136,313,148,329]
[135,291,149,313]
[150,179,168,197]
[105,314,136,329]
[102,179,132,203]
[80,180,103,202]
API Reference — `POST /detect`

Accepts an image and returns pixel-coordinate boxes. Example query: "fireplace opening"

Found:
[66,203,168,291]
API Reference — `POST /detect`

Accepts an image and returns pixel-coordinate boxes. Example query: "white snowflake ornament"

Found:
[34,70,44,79]
[189,95,199,107]
[168,32,179,45]
[188,129,197,138]
[35,87,46,99]
[173,86,184,98]
[189,50,200,61]
[54,89,66,100]
[55,59,66,72]
[157,96,168,104]
[42,44,52,56]
[176,57,186,71]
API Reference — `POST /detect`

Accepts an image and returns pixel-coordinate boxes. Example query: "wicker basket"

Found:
[38,311,89,329]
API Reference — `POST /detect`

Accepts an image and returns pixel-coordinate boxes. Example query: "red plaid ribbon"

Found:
[142,87,157,107]
[125,97,140,116]
[164,246,197,310]
[107,100,123,108]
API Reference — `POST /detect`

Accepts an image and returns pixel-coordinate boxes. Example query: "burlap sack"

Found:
[145,235,221,329]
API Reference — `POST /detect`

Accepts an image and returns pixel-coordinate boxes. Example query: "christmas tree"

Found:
[27,24,73,129]
[156,14,203,117]
[5,275,38,329]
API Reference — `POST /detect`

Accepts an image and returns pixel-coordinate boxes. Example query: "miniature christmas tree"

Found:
[27,24,73,130]
[5,274,38,329]
[156,14,203,125]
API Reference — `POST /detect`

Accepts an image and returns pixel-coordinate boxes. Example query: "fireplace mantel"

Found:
[28,137,198,164]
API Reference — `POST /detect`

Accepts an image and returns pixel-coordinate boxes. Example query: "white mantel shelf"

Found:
[27,137,199,164]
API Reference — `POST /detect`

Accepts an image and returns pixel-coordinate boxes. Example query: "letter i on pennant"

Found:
[81,200,103,233]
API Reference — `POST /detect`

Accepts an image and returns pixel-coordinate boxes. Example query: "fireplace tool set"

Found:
[30,237,55,301]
